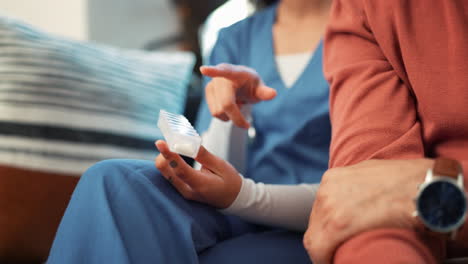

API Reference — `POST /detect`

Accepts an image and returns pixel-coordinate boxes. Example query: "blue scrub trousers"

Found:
[47,159,311,264]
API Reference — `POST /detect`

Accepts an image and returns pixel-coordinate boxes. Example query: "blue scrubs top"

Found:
[196,3,331,185]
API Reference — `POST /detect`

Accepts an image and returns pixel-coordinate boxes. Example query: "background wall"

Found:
[0,0,180,50]
[0,0,88,41]
[87,0,180,50]
[0,0,245,53]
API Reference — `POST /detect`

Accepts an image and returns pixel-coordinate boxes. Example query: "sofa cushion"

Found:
[0,16,195,175]
[0,16,195,263]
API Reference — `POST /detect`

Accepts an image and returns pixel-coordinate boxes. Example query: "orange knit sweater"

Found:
[324,0,468,247]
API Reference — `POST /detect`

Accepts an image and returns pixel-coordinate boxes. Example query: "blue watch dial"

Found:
[418,180,467,230]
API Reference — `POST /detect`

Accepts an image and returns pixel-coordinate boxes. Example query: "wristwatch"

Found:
[414,158,467,239]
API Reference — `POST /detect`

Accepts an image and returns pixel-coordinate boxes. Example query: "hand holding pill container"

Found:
[157,110,202,158]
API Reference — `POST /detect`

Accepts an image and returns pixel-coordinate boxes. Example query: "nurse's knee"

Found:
[80,159,152,192]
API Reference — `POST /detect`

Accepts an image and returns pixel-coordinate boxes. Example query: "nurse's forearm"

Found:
[221,176,318,231]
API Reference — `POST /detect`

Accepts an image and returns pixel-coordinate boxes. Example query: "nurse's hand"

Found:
[154,140,242,209]
[200,64,277,129]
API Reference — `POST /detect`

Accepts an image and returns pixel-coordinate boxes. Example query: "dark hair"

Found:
[251,0,279,9]
[164,0,226,70]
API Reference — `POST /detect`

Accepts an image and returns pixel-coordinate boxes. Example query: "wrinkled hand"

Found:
[200,63,277,128]
[154,140,242,209]
[304,159,434,264]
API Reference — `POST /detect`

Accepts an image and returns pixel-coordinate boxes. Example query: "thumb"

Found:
[195,146,225,174]
[255,84,277,101]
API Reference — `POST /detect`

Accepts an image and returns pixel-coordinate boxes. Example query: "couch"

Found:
[0,16,196,263]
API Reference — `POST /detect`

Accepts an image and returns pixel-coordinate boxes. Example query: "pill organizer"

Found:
[157,109,202,158]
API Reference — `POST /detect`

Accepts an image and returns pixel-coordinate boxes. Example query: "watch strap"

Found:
[433,158,461,180]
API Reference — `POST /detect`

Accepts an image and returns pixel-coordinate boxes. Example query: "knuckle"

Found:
[314,190,328,206]
[303,236,321,260]
[313,193,336,221]
[327,211,350,233]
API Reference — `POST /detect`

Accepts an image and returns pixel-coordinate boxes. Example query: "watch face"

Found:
[418,180,467,232]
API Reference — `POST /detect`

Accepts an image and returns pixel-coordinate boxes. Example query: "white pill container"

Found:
[157,109,202,158]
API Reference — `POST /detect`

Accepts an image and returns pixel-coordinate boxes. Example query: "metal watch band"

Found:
[433,158,461,179]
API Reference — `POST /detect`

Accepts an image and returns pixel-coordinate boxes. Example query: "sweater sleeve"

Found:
[325,0,468,247]
[221,176,318,232]
[324,0,425,168]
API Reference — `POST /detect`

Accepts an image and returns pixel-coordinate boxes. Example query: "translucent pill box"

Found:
[157,109,202,158]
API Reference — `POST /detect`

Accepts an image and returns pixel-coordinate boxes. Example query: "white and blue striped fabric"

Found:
[0,16,195,175]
